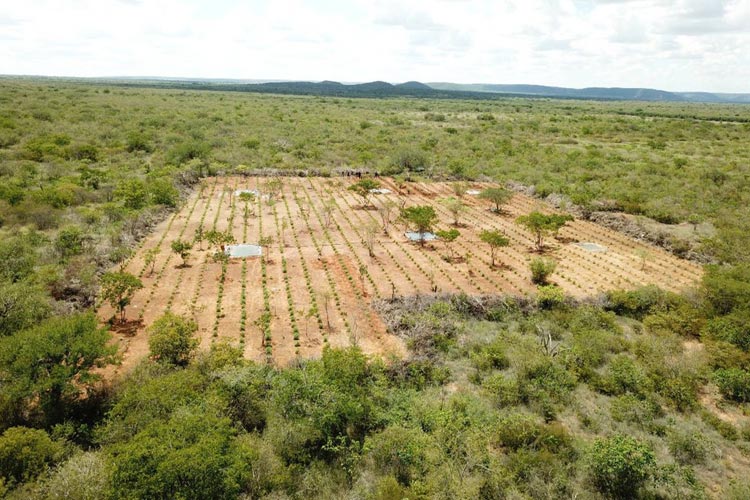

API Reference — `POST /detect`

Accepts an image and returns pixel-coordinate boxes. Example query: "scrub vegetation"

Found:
[2,78,750,498]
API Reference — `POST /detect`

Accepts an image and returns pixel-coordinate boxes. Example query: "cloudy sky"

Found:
[1,0,749,92]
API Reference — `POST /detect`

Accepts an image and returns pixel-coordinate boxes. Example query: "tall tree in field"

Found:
[400,205,438,246]
[478,187,513,213]
[436,228,460,262]
[348,178,380,209]
[377,198,397,235]
[441,197,466,226]
[171,239,193,267]
[479,229,510,267]
[516,212,574,252]
[100,272,143,323]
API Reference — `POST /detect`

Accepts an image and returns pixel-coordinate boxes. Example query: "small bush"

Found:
[667,428,711,465]
[530,258,556,285]
[536,285,565,309]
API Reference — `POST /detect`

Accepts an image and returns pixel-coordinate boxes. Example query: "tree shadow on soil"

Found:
[110,318,144,337]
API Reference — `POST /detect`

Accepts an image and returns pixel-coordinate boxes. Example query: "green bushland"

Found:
[2,78,750,497]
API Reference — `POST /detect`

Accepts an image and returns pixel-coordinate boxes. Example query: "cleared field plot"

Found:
[100,176,703,371]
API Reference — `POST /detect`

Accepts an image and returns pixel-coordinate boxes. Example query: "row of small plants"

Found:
[334,180,447,296]
[299,180,380,335]
[135,179,213,322]
[404,184,530,295]
[280,191,325,338]
[320,183,402,298]
[290,187,350,338]
[271,201,301,355]
[212,180,240,339]
[257,195,273,362]
[189,178,228,318]
[164,178,218,310]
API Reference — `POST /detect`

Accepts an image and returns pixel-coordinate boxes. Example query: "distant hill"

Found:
[428,82,750,103]
[4,75,748,104]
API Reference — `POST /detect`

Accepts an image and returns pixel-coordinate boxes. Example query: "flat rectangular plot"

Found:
[101,176,704,373]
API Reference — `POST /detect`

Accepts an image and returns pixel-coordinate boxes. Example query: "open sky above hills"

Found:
[2,0,749,93]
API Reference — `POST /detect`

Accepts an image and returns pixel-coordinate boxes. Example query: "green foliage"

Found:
[347,178,380,207]
[715,368,750,402]
[702,264,750,316]
[390,149,428,174]
[479,229,509,267]
[54,225,87,260]
[108,409,241,500]
[0,313,115,428]
[0,282,51,336]
[167,140,211,166]
[530,257,557,285]
[478,187,512,212]
[595,355,652,397]
[516,211,573,252]
[115,179,148,210]
[606,285,669,320]
[536,285,565,309]
[0,427,64,488]
[0,236,36,283]
[148,178,179,207]
[100,272,143,322]
[170,239,193,267]
[147,312,198,366]
[400,205,438,245]
[125,131,152,153]
[587,435,656,498]
[365,425,432,486]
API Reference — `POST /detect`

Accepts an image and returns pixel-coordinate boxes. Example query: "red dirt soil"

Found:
[99,176,703,374]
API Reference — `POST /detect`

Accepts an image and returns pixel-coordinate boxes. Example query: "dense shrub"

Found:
[715,368,750,402]
[0,427,64,488]
[587,435,655,498]
[147,313,198,366]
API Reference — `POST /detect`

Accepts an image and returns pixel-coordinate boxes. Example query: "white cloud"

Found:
[0,0,748,92]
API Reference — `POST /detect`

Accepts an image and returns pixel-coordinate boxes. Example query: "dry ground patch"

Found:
[99,176,703,372]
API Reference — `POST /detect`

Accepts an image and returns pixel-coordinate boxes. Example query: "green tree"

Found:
[170,239,193,267]
[0,282,51,337]
[436,228,460,262]
[108,410,241,500]
[148,312,199,366]
[0,313,115,427]
[440,197,466,226]
[479,229,510,267]
[391,149,428,174]
[478,187,513,213]
[54,225,88,260]
[348,178,380,208]
[149,178,179,207]
[0,427,64,488]
[115,179,148,210]
[0,236,36,284]
[530,257,557,285]
[100,272,143,323]
[400,205,438,246]
[588,435,655,498]
[516,211,574,252]
[205,230,235,251]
